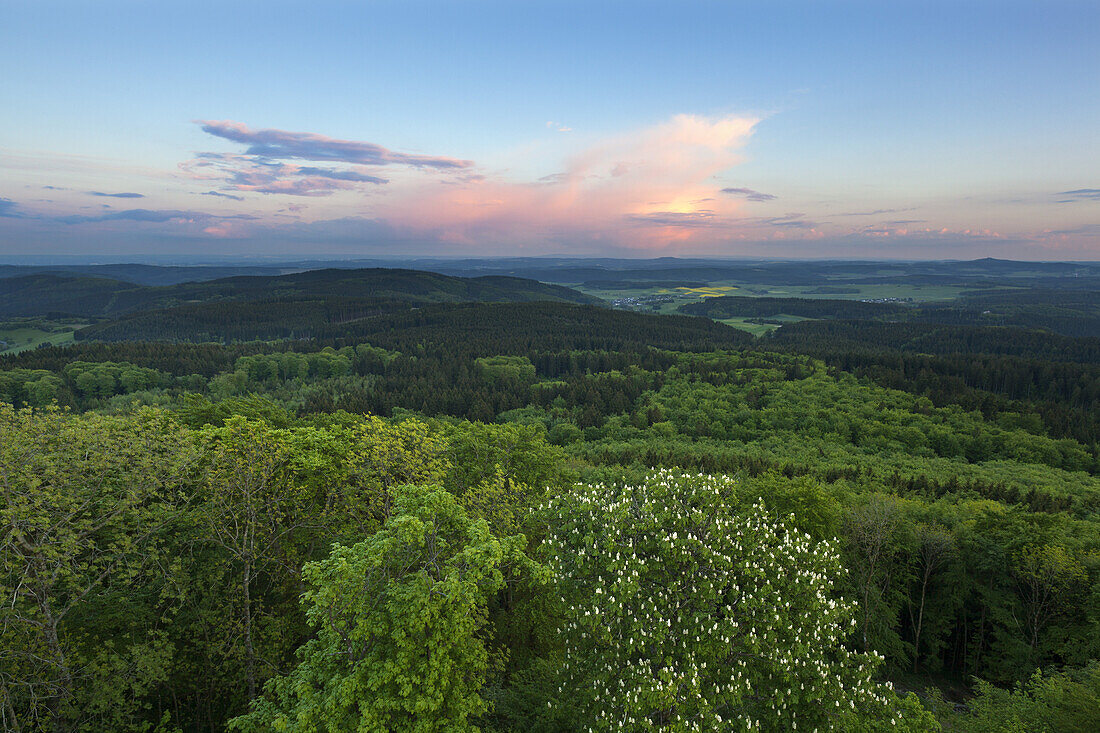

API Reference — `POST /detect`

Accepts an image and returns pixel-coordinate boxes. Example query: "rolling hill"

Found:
[0,268,603,319]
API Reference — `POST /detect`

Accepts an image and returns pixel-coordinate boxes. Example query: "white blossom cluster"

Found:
[542,469,906,732]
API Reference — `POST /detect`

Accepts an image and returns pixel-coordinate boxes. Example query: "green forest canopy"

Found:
[2,283,1100,731]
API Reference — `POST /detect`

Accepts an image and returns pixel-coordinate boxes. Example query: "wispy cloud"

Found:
[721,187,776,202]
[0,198,23,218]
[181,154,389,196]
[196,120,473,169]
[837,207,916,216]
[760,214,818,229]
[57,208,258,225]
[627,210,719,227]
[1056,188,1100,202]
[181,121,461,197]
[88,191,145,198]
[200,190,244,201]
[1038,223,1100,236]
[33,206,263,240]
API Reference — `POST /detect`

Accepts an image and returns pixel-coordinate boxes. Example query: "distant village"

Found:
[611,293,684,310]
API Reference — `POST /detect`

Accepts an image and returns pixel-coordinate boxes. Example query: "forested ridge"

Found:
[680,290,1100,339]
[0,268,601,319]
[3,278,1100,730]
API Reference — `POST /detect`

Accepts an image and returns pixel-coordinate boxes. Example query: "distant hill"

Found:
[80,294,753,349]
[76,297,411,343]
[423,257,1100,286]
[303,301,754,354]
[0,274,138,318]
[0,268,603,319]
[6,256,1099,289]
[0,263,293,286]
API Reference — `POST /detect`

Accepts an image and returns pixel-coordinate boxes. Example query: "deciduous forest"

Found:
[1,261,1099,731]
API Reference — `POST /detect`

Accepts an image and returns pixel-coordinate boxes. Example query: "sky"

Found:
[1,0,1098,262]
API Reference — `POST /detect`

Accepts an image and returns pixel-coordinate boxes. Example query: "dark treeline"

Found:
[0,303,750,421]
[959,288,1100,309]
[73,300,751,353]
[761,320,1100,446]
[13,307,1100,460]
[679,295,908,319]
[313,302,753,354]
[680,290,1100,339]
[76,297,412,343]
[767,320,1100,364]
[906,306,1100,338]
[0,342,281,377]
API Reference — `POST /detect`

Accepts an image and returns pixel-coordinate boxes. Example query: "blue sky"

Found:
[1,0,1098,260]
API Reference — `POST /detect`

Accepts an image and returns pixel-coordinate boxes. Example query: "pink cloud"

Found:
[379,113,762,249]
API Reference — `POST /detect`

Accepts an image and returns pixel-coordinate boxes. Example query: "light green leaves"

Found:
[230,485,541,733]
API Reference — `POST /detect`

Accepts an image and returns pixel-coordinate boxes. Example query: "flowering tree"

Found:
[543,470,936,731]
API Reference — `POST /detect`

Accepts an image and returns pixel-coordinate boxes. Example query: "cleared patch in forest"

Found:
[0,321,81,354]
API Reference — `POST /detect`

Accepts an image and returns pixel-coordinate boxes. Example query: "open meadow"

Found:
[0,321,80,354]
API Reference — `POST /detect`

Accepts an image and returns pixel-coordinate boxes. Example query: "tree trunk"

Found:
[42,614,73,733]
[1,680,24,733]
[31,566,74,733]
[243,558,256,701]
[913,575,928,673]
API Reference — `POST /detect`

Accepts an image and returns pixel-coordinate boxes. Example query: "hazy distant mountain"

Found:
[4,257,1098,288]
[0,263,293,286]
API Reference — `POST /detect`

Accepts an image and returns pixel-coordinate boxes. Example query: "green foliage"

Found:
[176,391,295,428]
[0,368,67,407]
[63,360,169,398]
[4,297,1100,732]
[439,420,568,536]
[1014,544,1089,658]
[287,414,451,535]
[230,485,543,733]
[933,664,1100,732]
[476,355,537,387]
[0,404,196,731]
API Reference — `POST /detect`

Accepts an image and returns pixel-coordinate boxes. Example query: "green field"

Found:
[572,279,971,308]
[0,322,80,354]
[719,314,813,336]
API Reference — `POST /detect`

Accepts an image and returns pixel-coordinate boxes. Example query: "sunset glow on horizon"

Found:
[2,1,1098,260]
